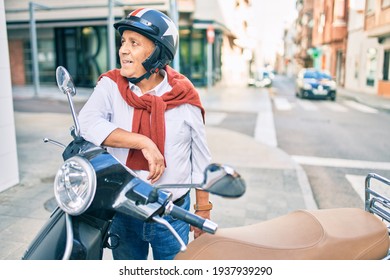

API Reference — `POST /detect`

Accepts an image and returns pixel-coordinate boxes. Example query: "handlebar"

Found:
[166,202,218,234]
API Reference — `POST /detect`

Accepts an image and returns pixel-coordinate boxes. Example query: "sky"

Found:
[251,0,298,63]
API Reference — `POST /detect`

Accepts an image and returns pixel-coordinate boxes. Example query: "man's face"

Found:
[119,30,155,79]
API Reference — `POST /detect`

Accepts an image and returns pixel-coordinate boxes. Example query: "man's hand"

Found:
[141,141,165,183]
[191,210,210,238]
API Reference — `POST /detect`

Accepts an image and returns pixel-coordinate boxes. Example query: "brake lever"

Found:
[43,138,66,149]
[152,216,187,252]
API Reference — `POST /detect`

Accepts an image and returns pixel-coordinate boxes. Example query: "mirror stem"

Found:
[66,89,81,137]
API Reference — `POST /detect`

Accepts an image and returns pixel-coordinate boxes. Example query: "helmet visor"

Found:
[114,17,160,36]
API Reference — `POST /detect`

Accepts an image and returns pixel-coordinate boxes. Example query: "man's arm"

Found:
[103,128,165,183]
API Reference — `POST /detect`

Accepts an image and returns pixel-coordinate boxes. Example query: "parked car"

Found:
[248,69,274,88]
[295,68,337,101]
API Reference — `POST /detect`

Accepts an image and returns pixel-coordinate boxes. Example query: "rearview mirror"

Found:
[55,66,81,137]
[56,66,76,96]
[153,163,246,200]
[202,164,246,197]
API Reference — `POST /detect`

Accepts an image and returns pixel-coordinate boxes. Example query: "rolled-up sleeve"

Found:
[78,77,118,146]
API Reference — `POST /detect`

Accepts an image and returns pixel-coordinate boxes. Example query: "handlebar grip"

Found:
[169,204,218,234]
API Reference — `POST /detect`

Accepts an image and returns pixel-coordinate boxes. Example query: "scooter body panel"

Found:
[22,207,67,260]
[22,207,111,260]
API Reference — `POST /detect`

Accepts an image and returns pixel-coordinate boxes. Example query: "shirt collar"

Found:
[129,69,169,97]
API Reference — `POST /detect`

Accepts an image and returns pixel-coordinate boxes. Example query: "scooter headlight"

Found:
[54,156,96,215]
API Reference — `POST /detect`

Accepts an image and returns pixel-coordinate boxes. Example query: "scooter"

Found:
[21,66,246,260]
[23,66,390,260]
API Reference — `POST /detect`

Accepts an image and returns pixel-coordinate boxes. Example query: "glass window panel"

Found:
[366,48,377,86]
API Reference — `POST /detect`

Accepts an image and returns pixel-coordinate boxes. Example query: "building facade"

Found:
[3,0,253,191]
[365,0,390,96]
[293,0,390,97]
[345,0,380,94]
[311,0,348,86]
[293,0,349,85]
[5,0,248,88]
[295,0,314,70]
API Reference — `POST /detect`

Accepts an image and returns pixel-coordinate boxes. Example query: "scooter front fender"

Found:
[22,207,111,260]
[22,207,67,260]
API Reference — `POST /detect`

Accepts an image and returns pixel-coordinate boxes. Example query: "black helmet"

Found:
[114,9,178,83]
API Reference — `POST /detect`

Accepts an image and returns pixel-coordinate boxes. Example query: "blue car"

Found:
[295,68,337,101]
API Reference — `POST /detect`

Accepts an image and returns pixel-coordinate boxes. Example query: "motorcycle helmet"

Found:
[114,8,179,83]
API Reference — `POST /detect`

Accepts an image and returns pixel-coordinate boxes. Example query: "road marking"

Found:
[345,174,365,201]
[273,97,293,111]
[274,99,377,114]
[292,155,390,170]
[323,102,349,112]
[343,100,378,113]
[297,100,318,111]
[255,111,278,147]
[255,93,278,147]
[346,174,390,202]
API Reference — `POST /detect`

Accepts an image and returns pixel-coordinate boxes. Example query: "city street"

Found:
[271,75,390,209]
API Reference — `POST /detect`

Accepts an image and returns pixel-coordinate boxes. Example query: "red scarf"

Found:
[99,66,205,171]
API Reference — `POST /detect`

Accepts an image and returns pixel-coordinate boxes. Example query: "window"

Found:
[333,0,346,23]
[55,26,107,87]
[383,50,390,81]
[190,30,206,80]
[38,39,55,83]
[382,0,390,9]
[354,56,359,79]
[366,0,375,14]
[318,13,325,34]
[366,48,377,86]
[179,28,191,77]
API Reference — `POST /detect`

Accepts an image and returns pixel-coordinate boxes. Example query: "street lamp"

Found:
[107,0,124,70]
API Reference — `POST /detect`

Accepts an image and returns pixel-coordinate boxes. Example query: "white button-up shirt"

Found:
[78,70,211,200]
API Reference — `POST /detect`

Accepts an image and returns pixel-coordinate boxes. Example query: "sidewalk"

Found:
[2,80,387,260]
[337,86,390,112]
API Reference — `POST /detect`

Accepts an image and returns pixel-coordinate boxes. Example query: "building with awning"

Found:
[5,0,250,88]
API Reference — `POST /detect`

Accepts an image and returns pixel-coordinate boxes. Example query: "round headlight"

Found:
[54,156,96,215]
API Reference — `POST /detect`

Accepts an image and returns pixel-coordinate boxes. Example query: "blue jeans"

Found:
[110,193,190,260]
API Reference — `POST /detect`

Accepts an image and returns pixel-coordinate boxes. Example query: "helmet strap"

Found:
[126,72,151,84]
[127,43,167,84]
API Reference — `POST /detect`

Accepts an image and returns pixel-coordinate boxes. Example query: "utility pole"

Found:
[206,25,215,90]
[29,2,50,97]
[108,0,117,70]
[169,0,180,71]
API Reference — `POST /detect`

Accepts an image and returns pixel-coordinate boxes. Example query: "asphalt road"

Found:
[271,76,390,209]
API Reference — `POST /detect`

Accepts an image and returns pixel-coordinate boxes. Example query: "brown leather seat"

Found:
[175,208,389,260]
